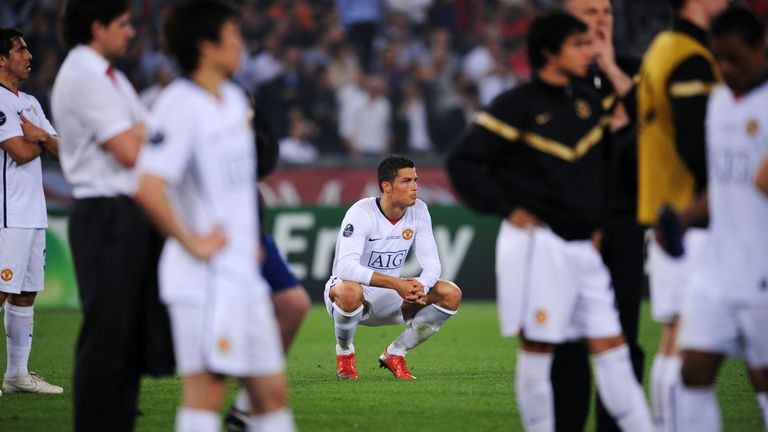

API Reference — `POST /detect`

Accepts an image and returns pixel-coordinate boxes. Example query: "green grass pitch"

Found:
[0,302,763,431]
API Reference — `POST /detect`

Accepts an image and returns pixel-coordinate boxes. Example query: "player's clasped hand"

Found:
[185,224,228,261]
[19,113,46,143]
[399,277,427,305]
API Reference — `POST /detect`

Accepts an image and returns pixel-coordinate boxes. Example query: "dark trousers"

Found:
[552,214,646,431]
[70,197,174,432]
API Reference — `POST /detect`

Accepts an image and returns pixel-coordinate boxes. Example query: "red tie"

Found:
[106,66,116,83]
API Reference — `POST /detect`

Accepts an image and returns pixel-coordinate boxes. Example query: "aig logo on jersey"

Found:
[368,250,407,270]
[402,228,414,240]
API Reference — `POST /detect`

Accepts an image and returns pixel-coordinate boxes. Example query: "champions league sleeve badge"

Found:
[343,224,354,238]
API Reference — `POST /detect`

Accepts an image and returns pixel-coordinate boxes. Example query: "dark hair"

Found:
[0,27,23,57]
[527,12,588,69]
[60,0,131,49]
[711,6,766,49]
[164,0,240,74]
[377,155,415,192]
[668,0,686,12]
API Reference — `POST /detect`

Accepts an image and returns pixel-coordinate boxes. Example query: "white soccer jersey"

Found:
[332,197,441,289]
[51,45,147,198]
[138,79,265,304]
[0,87,56,228]
[702,82,768,303]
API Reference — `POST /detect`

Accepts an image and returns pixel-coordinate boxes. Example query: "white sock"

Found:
[248,408,296,432]
[235,388,250,412]
[678,385,719,432]
[386,304,455,357]
[332,303,363,355]
[757,392,768,431]
[650,354,669,431]
[175,407,220,432]
[4,304,33,379]
[665,356,682,432]
[593,345,654,432]
[515,350,554,432]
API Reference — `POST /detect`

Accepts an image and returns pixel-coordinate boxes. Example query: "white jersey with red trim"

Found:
[0,87,56,228]
[701,81,768,303]
[331,196,441,289]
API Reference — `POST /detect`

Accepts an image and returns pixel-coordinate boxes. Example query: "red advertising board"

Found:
[259,167,459,206]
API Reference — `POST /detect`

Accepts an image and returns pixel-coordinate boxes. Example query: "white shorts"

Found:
[0,228,45,294]
[679,291,768,368]
[324,276,417,326]
[647,228,708,324]
[168,296,285,377]
[495,222,621,343]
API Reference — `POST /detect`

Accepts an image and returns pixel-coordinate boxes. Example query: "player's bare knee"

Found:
[431,280,462,310]
[278,287,310,318]
[588,335,625,354]
[246,377,289,414]
[520,335,553,353]
[331,281,364,312]
[7,291,36,307]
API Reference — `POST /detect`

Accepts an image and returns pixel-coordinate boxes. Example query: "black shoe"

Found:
[224,406,249,432]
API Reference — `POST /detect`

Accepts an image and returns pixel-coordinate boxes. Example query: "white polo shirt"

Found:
[332,197,441,288]
[701,82,768,303]
[138,79,264,304]
[0,86,56,228]
[51,45,147,198]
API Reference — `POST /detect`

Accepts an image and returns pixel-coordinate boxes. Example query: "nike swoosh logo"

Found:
[368,238,382,242]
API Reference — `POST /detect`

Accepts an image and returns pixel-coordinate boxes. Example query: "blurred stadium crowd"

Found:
[1,0,766,164]
[0,0,650,161]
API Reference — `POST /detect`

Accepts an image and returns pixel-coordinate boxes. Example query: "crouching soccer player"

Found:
[675,7,768,430]
[325,155,462,380]
[447,12,652,431]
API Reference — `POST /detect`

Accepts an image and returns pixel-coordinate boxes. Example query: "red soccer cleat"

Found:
[378,351,416,380]
[336,353,359,381]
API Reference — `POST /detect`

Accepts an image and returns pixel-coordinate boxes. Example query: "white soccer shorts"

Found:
[168,295,285,377]
[647,228,708,324]
[324,275,419,326]
[0,228,45,294]
[495,221,621,343]
[679,289,768,368]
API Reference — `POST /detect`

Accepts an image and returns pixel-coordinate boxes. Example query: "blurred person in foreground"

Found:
[447,12,653,431]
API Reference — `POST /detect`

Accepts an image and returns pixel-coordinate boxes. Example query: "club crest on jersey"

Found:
[0,111,6,126]
[402,228,414,240]
[746,119,759,137]
[534,309,547,325]
[575,99,591,119]
[368,250,407,270]
[217,336,231,354]
[0,268,12,282]
[343,224,354,237]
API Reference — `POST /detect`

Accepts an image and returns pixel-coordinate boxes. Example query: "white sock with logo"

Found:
[176,407,219,432]
[386,304,456,357]
[248,408,296,432]
[5,303,33,379]
[333,303,363,355]
[678,385,719,432]
[515,350,554,432]
[593,345,654,432]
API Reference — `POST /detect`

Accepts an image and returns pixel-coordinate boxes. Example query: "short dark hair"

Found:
[0,27,23,57]
[60,0,131,49]
[711,6,766,49]
[527,12,588,69]
[668,0,686,12]
[377,155,415,192]
[164,0,240,74]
